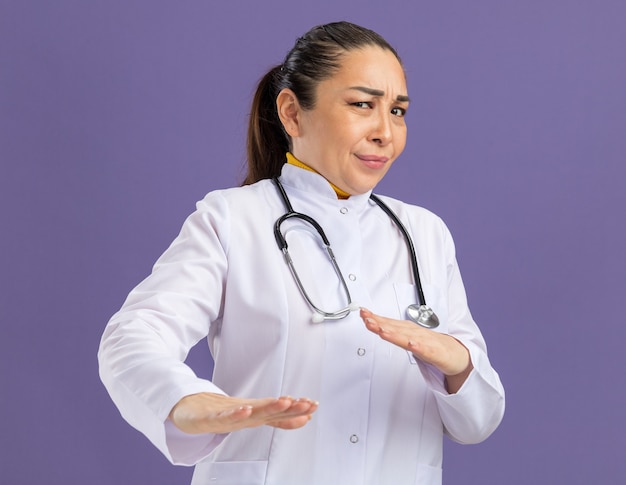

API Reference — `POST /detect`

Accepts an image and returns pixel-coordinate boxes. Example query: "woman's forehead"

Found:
[323,47,408,97]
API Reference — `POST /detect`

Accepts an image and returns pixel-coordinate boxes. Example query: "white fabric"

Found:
[99,164,505,485]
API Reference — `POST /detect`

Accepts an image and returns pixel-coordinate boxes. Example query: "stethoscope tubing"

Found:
[272,176,431,322]
[368,193,427,307]
[273,178,353,320]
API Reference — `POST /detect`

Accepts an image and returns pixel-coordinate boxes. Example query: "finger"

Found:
[283,398,318,416]
[206,397,290,429]
[360,308,387,334]
[269,414,314,430]
[262,398,318,420]
[266,401,318,429]
[247,397,317,422]
[210,403,289,432]
[360,308,404,338]
[217,404,254,420]
[360,308,406,331]
[242,397,294,422]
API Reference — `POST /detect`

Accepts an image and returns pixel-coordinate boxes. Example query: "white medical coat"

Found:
[99,164,505,485]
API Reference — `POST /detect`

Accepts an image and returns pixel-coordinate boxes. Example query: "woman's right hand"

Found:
[168,392,319,435]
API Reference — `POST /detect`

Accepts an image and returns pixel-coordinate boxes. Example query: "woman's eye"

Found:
[351,101,371,109]
[391,107,406,117]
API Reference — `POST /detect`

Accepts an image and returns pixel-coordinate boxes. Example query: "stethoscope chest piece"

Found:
[407,304,440,329]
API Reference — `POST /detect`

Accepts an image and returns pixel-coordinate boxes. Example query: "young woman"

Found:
[99,21,505,485]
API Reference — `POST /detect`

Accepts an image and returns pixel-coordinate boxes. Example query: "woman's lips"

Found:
[356,154,389,169]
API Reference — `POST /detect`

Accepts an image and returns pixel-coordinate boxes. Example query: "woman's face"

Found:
[285,46,409,195]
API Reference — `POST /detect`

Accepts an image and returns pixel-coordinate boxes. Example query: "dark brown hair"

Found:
[243,21,402,185]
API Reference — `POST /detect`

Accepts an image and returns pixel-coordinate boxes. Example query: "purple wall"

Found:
[2,1,625,483]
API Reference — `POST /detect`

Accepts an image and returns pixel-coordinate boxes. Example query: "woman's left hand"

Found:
[360,308,473,393]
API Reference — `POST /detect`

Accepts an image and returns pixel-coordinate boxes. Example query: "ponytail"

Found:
[243,65,289,185]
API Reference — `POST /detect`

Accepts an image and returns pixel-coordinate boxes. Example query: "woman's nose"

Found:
[369,111,392,145]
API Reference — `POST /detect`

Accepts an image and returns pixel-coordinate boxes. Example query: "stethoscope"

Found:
[273,177,440,329]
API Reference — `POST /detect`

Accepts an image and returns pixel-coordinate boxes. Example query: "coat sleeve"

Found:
[417,220,506,444]
[98,192,232,465]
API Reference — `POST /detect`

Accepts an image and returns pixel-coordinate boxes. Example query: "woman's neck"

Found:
[286,152,350,199]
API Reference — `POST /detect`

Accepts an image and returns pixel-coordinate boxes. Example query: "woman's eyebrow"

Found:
[348,86,410,103]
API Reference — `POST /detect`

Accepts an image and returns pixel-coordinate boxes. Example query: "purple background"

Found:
[2,1,625,483]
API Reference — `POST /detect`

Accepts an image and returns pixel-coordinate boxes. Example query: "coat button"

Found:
[357,348,366,356]
[348,273,356,281]
[349,434,359,443]
[340,207,348,214]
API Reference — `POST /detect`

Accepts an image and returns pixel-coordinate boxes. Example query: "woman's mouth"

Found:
[356,154,389,169]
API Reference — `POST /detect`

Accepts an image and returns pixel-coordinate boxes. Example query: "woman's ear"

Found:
[276,88,302,138]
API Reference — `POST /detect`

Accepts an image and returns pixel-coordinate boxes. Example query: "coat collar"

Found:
[278,164,374,212]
